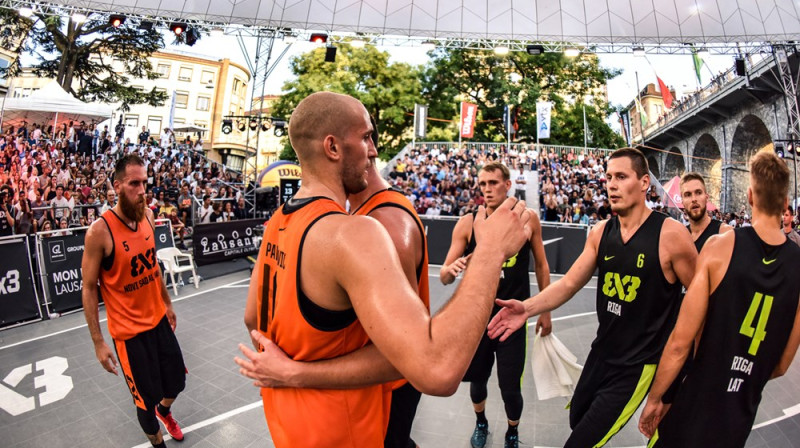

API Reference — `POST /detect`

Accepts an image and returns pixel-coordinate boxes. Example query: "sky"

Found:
[162,33,741,111]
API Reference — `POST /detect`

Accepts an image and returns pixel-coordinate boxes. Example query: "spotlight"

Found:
[325,46,337,62]
[526,44,544,55]
[775,142,786,158]
[72,13,87,24]
[185,27,199,46]
[138,20,154,31]
[249,117,259,131]
[221,119,233,134]
[564,48,580,57]
[170,22,187,36]
[421,40,436,51]
[109,14,126,28]
[309,33,328,44]
[236,120,246,132]
[18,6,33,17]
[632,46,645,57]
[273,121,287,137]
[494,45,510,56]
[260,119,271,132]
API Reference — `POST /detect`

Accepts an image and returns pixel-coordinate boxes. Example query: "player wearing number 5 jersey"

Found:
[487,148,697,447]
[640,151,800,448]
[82,154,186,448]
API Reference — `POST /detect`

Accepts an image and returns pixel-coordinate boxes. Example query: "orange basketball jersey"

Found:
[99,210,166,341]
[255,197,389,448]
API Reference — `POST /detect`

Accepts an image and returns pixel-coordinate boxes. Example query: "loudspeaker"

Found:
[735,58,746,76]
[325,46,337,62]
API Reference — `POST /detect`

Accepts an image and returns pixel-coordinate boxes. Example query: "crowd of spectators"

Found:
[0,120,250,247]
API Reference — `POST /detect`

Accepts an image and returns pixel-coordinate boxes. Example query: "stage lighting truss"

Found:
[224,115,286,137]
[221,119,233,134]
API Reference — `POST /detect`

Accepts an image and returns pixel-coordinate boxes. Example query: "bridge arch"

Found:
[646,155,660,180]
[663,146,685,180]
[692,134,723,207]
[729,114,774,211]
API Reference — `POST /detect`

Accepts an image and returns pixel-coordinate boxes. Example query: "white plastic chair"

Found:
[157,247,200,295]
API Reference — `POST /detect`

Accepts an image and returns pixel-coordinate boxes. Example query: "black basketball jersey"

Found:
[594,211,682,366]
[687,219,722,252]
[657,227,800,448]
[465,212,531,316]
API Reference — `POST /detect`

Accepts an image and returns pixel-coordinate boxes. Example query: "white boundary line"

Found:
[0,277,250,351]
[130,401,263,448]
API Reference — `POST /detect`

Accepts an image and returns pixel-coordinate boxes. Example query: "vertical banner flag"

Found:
[633,97,648,128]
[460,102,478,138]
[414,104,428,138]
[692,51,705,85]
[168,91,176,130]
[536,102,552,139]
[619,110,632,146]
[656,76,674,109]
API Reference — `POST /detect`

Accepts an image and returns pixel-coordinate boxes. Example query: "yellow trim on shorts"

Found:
[592,363,657,448]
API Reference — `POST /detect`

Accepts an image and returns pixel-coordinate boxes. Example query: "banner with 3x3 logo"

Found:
[0,236,41,328]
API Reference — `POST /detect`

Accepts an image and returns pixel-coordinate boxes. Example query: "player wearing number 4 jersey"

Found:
[487,148,697,447]
[82,154,186,448]
[640,151,800,448]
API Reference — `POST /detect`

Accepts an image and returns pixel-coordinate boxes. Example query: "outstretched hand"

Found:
[473,198,533,260]
[638,397,666,439]
[235,330,298,388]
[487,298,528,342]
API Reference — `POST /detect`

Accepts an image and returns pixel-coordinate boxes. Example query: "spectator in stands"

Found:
[0,186,15,236]
[168,207,188,250]
[234,197,248,220]
[138,126,150,145]
[223,201,236,221]
[209,201,224,223]
[198,195,212,224]
[51,184,71,221]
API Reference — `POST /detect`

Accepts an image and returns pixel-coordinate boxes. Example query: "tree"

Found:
[0,10,167,110]
[274,44,423,161]
[421,49,625,148]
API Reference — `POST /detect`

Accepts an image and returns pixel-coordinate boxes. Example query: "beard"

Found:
[686,204,707,222]
[119,191,146,223]
[341,158,369,195]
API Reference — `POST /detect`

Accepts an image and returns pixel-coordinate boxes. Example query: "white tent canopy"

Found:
[1,81,113,130]
[26,0,800,46]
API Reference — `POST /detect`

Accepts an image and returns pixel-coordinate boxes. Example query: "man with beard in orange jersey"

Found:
[82,154,186,448]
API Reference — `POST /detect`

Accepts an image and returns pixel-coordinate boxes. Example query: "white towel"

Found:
[531,330,584,400]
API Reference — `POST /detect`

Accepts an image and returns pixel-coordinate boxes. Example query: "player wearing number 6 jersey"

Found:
[640,151,800,448]
[487,148,697,447]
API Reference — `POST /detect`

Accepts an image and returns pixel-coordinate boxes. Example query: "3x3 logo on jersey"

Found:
[601,253,645,316]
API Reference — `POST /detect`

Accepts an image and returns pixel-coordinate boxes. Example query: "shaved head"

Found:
[289,92,369,163]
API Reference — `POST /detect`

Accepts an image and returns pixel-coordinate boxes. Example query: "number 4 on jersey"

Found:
[739,292,773,356]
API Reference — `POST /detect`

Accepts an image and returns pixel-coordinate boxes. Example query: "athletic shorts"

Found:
[384,382,422,448]
[462,325,526,385]
[564,350,655,448]
[113,315,186,410]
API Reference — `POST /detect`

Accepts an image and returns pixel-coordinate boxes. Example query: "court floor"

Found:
[1,267,799,447]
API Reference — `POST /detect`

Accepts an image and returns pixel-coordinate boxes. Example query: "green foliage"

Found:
[421,49,625,148]
[0,11,167,110]
[272,44,424,159]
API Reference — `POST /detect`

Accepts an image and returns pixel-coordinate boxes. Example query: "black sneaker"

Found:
[471,422,489,448]
[504,434,519,448]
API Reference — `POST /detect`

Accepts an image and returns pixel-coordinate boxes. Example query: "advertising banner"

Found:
[192,218,262,265]
[414,104,428,138]
[0,236,41,328]
[154,220,175,251]
[460,102,478,138]
[40,232,88,313]
[536,102,552,139]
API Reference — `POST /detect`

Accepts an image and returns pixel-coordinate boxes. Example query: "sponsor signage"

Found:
[0,237,40,327]
[192,219,262,265]
[460,102,478,138]
[41,233,89,313]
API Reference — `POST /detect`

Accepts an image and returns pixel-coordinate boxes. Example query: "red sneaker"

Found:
[155,407,184,441]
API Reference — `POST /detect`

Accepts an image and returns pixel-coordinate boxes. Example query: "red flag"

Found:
[656,76,674,109]
[460,102,478,138]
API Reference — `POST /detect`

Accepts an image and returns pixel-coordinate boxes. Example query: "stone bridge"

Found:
[640,51,800,213]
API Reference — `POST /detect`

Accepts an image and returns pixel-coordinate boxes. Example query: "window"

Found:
[125,115,139,128]
[175,91,189,109]
[178,67,193,82]
[147,116,163,135]
[194,121,208,129]
[156,63,171,78]
[196,96,210,111]
[200,70,215,85]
